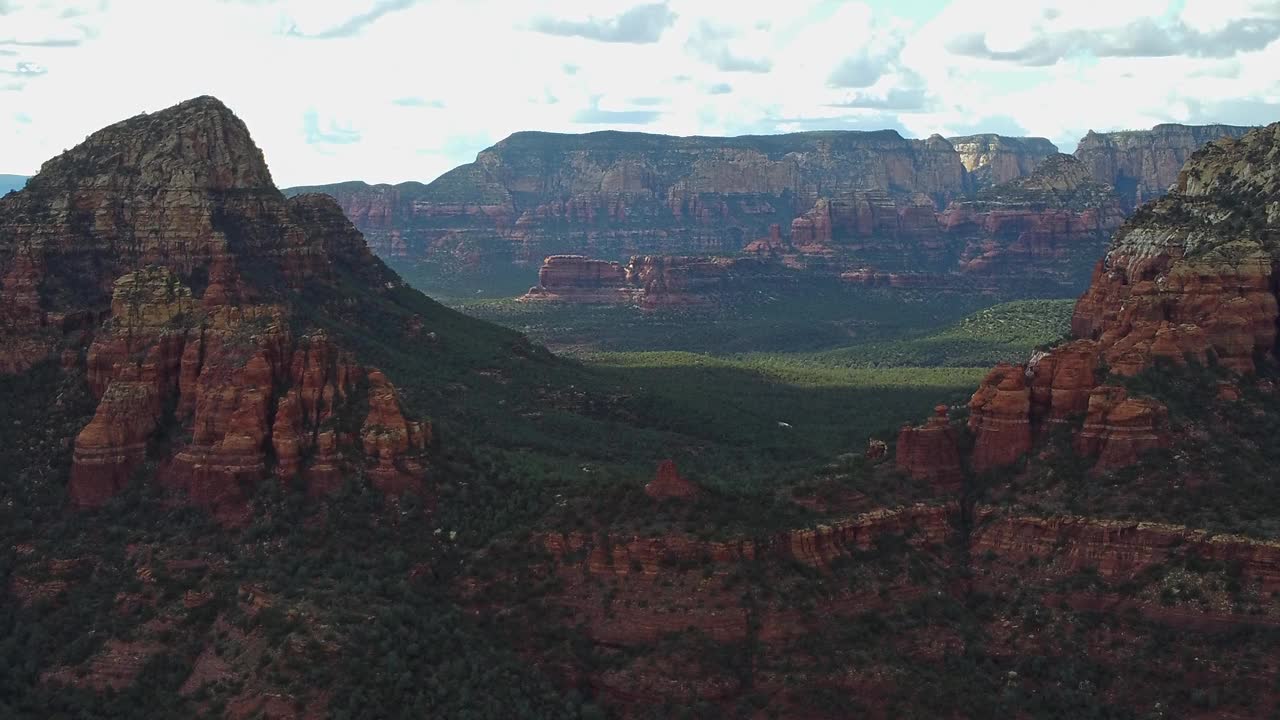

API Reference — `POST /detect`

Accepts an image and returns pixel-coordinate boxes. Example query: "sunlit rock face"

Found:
[1073,123,1253,211]
[935,123,1280,476]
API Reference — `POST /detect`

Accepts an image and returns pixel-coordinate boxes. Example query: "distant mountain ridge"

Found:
[1074,123,1254,210]
[284,123,1254,289]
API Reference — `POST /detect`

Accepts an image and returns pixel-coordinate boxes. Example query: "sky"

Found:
[2,0,1279,187]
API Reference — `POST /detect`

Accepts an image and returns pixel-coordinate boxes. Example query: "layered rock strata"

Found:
[1073,123,1253,210]
[286,124,1247,293]
[948,133,1059,188]
[931,123,1280,476]
[0,96,431,513]
[895,405,964,491]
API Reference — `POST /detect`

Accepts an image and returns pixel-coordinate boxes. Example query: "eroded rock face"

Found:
[895,406,963,491]
[362,370,431,496]
[948,134,1059,188]
[0,96,430,513]
[784,155,1125,289]
[1074,386,1169,469]
[287,125,1248,296]
[284,130,1036,272]
[970,508,1280,610]
[1073,123,1254,210]
[968,365,1034,473]
[915,123,1280,476]
[941,155,1127,286]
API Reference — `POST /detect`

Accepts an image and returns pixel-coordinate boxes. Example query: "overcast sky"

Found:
[3,0,1279,186]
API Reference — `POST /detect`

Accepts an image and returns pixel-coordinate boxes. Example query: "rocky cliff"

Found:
[948,134,1058,188]
[285,130,1010,272]
[0,97,431,517]
[958,122,1280,476]
[287,124,1245,294]
[919,153,1125,286]
[1073,123,1254,211]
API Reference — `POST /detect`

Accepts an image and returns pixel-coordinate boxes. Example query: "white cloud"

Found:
[0,0,1277,186]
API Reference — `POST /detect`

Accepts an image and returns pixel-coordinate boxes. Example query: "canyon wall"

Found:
[948,134,1059,188]
[1073,123,1254,210]
[959,123,1280,475]
[286,124,1249,294]
[284,130,1041,274]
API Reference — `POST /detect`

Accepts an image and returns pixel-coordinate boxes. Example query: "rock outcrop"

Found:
[1073,123,1254,210]
[967,364,1034,473]
[948,134,1059,188]
[895,405,964,491]
[521,155,1131,301]
[969,508,1280,619]
[0,96,431,514]
[521,254,787,307]
[520,255,629,303]
[1073,385,1169,470]
[909,122,1280,477]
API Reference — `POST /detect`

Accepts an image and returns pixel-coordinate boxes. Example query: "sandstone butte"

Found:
[0,96,431,519]
[918,122,1280,476]
[286,124,1249,293]
[520,253,786,307]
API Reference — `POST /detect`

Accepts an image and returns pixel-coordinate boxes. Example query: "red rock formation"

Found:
[949,134,1058,188]
[521,254,785,307]
[527,502,959,679]
[789,192,943,257]
[895,406,964,491]
[1073,386,1169,470]
[70,381,163,507]
[1073,254,1273,376]
[743,223,785,255]
[362,370,430,495]
[970,507,1280,601]
[1027,339,1100,424]
[520,255,629,302]
[0,97,432,513]
[909,124,1280,476]
[644,460,698,501]
[968,364,1033,472]
[839,268,953,289]
[789,156,1123,289]
[790,198,836,253]
[287,129,972,274]
[1073,123,1253,210]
